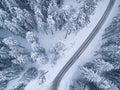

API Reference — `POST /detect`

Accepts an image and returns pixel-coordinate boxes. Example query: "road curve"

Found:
[52,0,115,90]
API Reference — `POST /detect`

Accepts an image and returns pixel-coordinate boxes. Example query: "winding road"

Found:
[52,0,115,90]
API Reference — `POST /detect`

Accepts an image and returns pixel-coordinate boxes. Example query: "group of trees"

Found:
[3,37,31,64]
[0,0,35,37]
[0,0,63,37]
[26,31,48,64]
[0,0,101,89]
[0,0,98,38]
[61,0,97,38]
[0,35,48,89]
[70,6,120,90]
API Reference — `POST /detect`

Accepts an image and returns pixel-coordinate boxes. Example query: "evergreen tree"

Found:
[0,39,12,70]
[85,58,114,74]
[26,31,48,64]
[3,37,30,64]
[11,7,35,30]
[47,15,56,35]
[79,66,119,90]
[4,20,26,37]
[0,0,18,13]
[0,9,10,30]
[34,5,45,32]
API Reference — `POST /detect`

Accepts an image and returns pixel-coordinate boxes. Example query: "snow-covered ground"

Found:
[58,0,120,90]
[24,0,119,90]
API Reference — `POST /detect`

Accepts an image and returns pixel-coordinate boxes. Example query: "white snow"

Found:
[58,0,120,90]
[25,0,119,90]
[2,0,119,89]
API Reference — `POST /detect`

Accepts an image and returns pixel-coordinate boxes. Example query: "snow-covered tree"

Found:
[70,81,89,90]
[34,6,45,32]
[0,71,6,82]
[4,20,26,37]
[98,43,120,69]
[26,31,48,64]
[40,0,51,20]
[0,7,33,37]
[0,39,13,70]
[75,8,90,29]
[104,69,120,89]
[20,67,38,84]
[38,70,48,85]
[70,4,120,90]
[0,9,10,30]
[49,47,59,64]
[79,66,101,83]
[0,0,18,13]
[85,58,114,74]
[0,50,12,70]
[62,19,76,38]
[11,7,35,30]
[83,0,97,15]
[26,31,38,43]
[0,8,10,21]
[94,59,114,72]
[47,15,56,35]
[78,66,119,90]
[48,0,59,17]
[55,42,65,51]
[27,0,41,11]
[53,7,72,30]
[13,83,26,90]
[3,37,30,64]
[56,0,64,7]
[103,13,120,39]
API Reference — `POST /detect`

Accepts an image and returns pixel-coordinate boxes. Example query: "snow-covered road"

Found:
[25,0,120,90]
[58,0,120,90]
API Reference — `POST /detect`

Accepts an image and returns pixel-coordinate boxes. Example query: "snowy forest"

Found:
[70,5,120,90]
[0,0,119,90]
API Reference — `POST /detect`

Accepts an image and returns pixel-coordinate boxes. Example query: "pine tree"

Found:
[47,15,56,35]
[34,5,45,32]
[3,37,30,64]
[26,31,48,64]
[56,0,64,7]
[0,0,18,13]
[48,0,59,17]
[75,9,90,30]
[20,67,38,84]
[0,39,12,70]
[85,58,114,74]
[49,47,59,64]
[4,20,26,37]
[70,81,89,90]
[11,7,35,30]
[0,9,10,30]
[83,0,97,15]
[26,31,38,43]
[79,66,119,90]
[104,69,120,89]
[62,19,76,38]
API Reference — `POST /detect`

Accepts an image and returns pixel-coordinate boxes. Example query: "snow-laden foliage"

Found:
[26,31,48,64]
[85,58,114,74]
[70,66,119,90]
[38,70,48,85]
[70,6,120,90]
[0,0,97,37]
[69,81,89,90]
[0,0,100,89]
[0,39,13,70]
[20,67,38,84]
[3,37,30,64]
